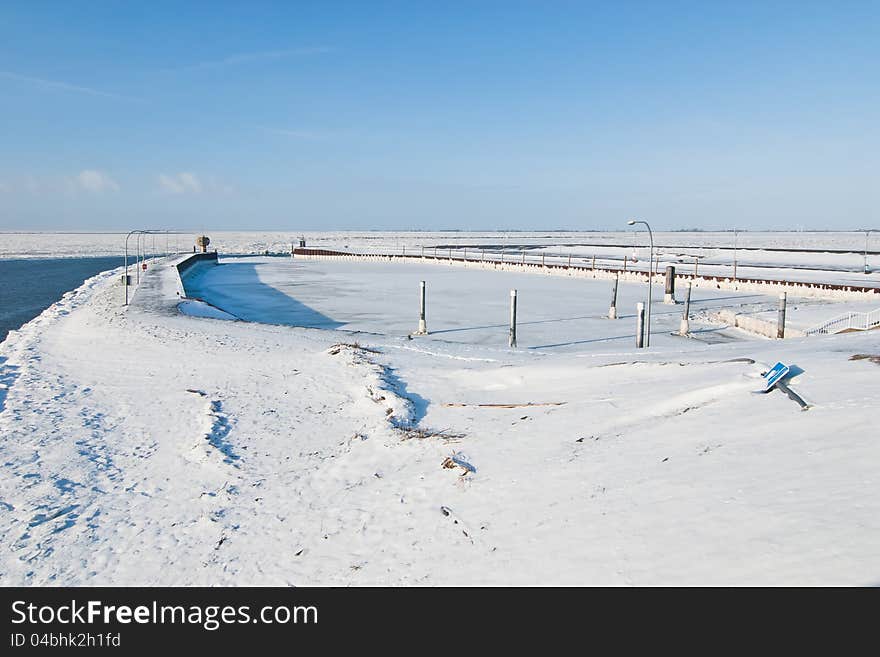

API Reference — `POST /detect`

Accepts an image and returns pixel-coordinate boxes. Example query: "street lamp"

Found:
[124,230,147,306]
[865,230,876,274]
[628,219,654,347]
[733,228,738,281]
[135,229,169,280]
[136,231,145,283]
[135,230,156,284]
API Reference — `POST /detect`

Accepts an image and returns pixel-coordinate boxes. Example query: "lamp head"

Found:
[627,220,636,226]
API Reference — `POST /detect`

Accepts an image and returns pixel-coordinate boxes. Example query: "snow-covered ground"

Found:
[1,249,879,585]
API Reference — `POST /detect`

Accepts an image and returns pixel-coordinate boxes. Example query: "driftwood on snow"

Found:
[442,401,566,409]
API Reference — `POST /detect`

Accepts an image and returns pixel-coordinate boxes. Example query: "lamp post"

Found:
[732,228,738,281]
[136,231,152,282]
[136,230,151,283]
[135,229,167,279]
[136,231,142,283]
[865,230,876,274]
[627,219,654,347]
[124,230,146,305]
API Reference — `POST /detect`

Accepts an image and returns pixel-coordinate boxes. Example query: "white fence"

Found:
[805,308,880,335]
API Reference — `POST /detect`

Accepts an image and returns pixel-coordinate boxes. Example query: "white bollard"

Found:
[679,282,692,336]
[777,292,787,339]
[664,266,677,304]
[636,302,646,348]
[609,275,619,319]
[415,281,428,335]
[509,289,517,348]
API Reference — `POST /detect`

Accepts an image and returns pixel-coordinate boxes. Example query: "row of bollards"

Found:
[414,275,789,349]
[414,281,519,345]
[619,273,786,347]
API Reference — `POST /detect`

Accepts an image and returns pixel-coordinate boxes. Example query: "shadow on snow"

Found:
[192,262,344,330]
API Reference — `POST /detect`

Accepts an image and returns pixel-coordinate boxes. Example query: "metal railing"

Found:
[296,245,648,273]
[292,245,880,297]
[805,308,880,335]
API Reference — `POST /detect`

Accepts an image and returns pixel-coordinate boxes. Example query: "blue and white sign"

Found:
[763,362,791,390]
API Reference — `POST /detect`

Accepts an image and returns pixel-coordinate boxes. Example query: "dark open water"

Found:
[0,257,125,343]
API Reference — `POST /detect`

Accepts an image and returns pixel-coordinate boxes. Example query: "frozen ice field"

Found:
[183,257,788,352]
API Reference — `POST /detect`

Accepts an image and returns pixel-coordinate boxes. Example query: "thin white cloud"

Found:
[158,172,203,194]
[157,172,234,195]
[0,70,140,101]
[177,172,202,193]
[1,172,120,196]
[173,47,332,73]
[203,175,234,195]
[70,170,120,193]
[158,173,183,194]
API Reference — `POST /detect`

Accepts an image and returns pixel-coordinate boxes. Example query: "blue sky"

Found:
[1,1,877,231]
